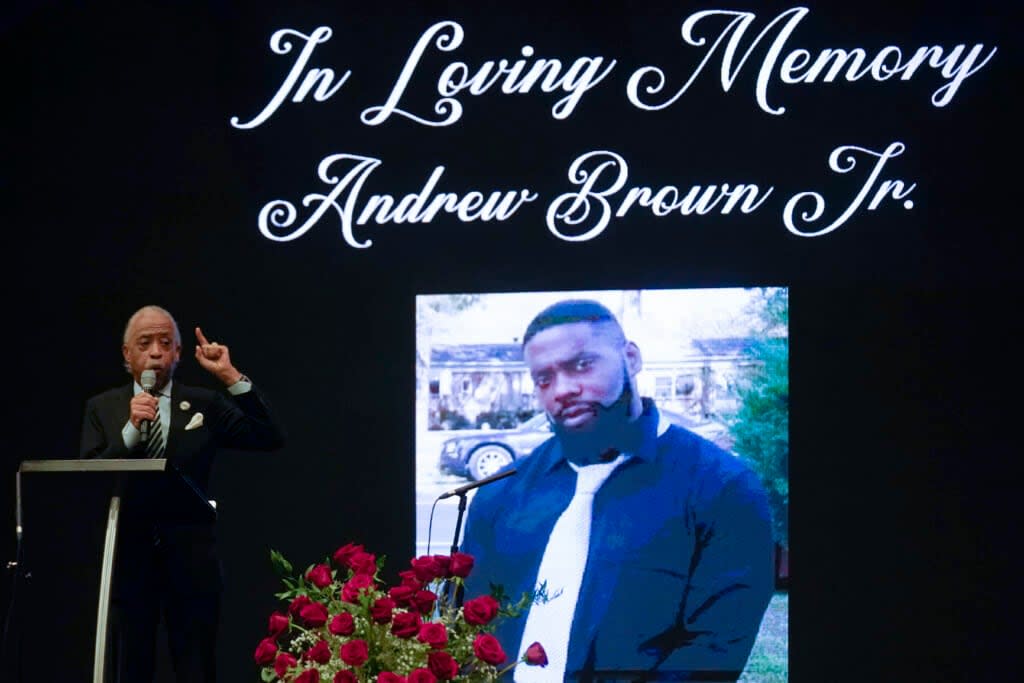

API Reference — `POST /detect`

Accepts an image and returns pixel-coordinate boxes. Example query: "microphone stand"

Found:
[436,468,517,610]
[443,492,469,609]
[2,471,26,681]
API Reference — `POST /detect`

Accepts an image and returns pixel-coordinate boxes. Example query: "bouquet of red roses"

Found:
[254,543,547,682]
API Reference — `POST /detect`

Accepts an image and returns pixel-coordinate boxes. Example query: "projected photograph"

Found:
[415,287,788,681]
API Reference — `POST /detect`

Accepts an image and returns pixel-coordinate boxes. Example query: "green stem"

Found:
[288,621,317,639]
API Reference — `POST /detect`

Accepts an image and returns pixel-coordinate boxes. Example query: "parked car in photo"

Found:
[438,407,733,481]
[439,413,552,481]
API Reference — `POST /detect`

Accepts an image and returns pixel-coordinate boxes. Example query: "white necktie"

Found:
[514,454,628,683]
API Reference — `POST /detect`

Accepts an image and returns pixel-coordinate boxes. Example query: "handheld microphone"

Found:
[140,369,157,443]
[438,468,517,500]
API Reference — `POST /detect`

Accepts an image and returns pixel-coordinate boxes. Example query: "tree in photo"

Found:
[728,288,789,550]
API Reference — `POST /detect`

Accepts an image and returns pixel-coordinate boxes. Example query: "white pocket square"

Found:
[184,412,204,431]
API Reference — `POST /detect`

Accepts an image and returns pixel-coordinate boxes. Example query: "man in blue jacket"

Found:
[462,299,774,682]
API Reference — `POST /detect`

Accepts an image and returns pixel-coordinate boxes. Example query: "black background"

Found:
[2,1,1019,681]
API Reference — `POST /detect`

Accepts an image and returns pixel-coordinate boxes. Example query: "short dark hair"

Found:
[523,299,624,346]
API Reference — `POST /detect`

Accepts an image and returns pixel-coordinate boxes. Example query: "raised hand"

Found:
[194,326,243,385]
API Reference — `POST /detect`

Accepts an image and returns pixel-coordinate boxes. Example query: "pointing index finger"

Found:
[195,326,210,347]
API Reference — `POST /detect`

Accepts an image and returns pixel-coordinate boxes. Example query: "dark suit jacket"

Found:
[79,380,285,594]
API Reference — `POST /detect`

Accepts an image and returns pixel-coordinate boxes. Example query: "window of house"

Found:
[675,374,696,397]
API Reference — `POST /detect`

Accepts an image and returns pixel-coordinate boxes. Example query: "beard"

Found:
[550,365,641,465]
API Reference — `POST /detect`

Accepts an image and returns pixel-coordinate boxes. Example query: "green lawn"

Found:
[738,591,789,683]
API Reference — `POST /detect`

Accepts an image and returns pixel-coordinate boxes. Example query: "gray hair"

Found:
[122,305,181,374]
[123,304,181,345]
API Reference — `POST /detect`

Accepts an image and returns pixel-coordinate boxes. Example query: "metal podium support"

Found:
[16,458,215,683]
[94,494,120,683]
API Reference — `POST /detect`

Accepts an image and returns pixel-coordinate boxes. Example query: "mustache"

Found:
[553,385,633,422]
[554,399,613,418]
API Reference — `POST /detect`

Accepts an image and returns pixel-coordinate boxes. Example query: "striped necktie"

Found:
[145,408,165,459]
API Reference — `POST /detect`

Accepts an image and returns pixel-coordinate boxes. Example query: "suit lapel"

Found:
[115,385,134,433]
[166,382,190,460]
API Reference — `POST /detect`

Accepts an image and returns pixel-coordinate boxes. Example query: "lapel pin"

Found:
[180,401,191,411]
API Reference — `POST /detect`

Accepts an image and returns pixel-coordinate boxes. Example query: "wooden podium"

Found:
[15,458,216,682]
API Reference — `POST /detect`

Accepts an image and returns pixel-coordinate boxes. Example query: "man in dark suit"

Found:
[80,304,285,682]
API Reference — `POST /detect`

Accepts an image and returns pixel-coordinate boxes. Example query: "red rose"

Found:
[295,669,320,683]
[388,585,415,606]
[398,569,423,590]
[349,551,378,576]
[340,639,369,667]
[341,574,375,603]
[449,552,474,578]
[410,556,442,582]
[417,622,448,649]
[431,554,452,577]
[427,651,459,680]
[390,611,422,638]
[472,633,506,665]
[461,595,499,626]
[304,639,332,664]
[299,601,329,627]
[524,641,548,666]
[332,542,365,568]
[328,612,355,636]
[288,595,312,618]
[410,590,437,614]
[377,673,405,683]
[408,668,438,683]
[254,637,277,665]
[370,597,396,623]
[334,671,358,683]
[274,652,298,678]
[268,611,290,637]
[307,563,333,588]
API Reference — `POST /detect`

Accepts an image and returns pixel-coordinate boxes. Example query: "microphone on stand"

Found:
[438,468,518,500]
[140,369,157,444]
[438,467,517,610]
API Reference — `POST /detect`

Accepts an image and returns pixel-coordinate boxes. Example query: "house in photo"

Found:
[426,337,758,440]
